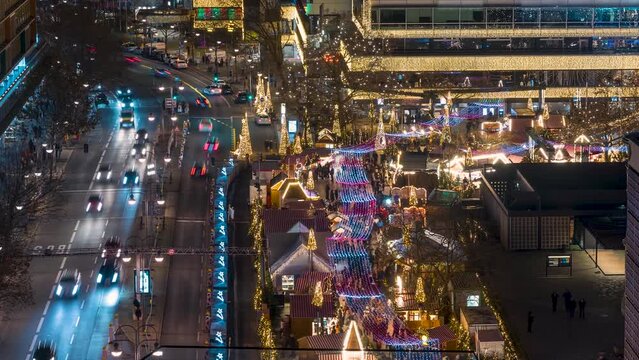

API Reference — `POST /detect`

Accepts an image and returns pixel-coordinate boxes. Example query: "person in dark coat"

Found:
[578,299,586,319]
[551,291,559,312]
[527,311,534,333]
[569,299,577,319]
[562,289,572,312]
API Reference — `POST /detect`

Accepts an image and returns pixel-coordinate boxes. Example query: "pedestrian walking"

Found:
[551,291,559,312]
[578,299,586,319]
[527,311,534,333]
[569,299,577,319]
[562,289,572,312]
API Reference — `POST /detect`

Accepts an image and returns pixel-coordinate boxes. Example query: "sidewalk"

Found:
[228,166,260,349]
[480,240,624,360]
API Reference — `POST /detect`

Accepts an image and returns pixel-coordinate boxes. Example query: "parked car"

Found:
[172,59,188,69]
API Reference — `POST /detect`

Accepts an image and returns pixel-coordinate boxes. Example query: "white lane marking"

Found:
[74,220,80,231]
[59,257,67,270]
[25,353,31,360]
[90,270,94,278]
[75,316,81,327]
[43,301,51,316]
[65,353,69,360]
[36,317,44,333]
[101,231,106,238]
[69,333,75,345]
[80,300,85,310]
[105,219,109,227]
[94,257,98,264]
[69,232,76,244]
[85,284,90,293]
[28,335,37,352]
[55,270,62,283]
[48,285,56,299]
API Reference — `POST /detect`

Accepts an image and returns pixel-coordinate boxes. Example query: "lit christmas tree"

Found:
[312,280,323,307]
[307,228,317,251]
[389,106,398,131]
[304,121,314,148]
[293,134,303,154]
[237,114,253,159]
[415,276,425,304]
[409,186,417,206]
[332,104,341,139]
[306,170,315,190]
[375,109,387,152]
[278,114,288,156]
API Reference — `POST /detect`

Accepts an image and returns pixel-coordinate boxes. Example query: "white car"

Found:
[172,59,188,69]
[203,85,222,95]
[255,115,272,125]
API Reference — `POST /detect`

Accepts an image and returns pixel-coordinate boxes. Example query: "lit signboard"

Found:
[135,269,151,294]
[195,7,243,20]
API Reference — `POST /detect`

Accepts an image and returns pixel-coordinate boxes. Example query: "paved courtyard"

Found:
[480,241,624,360]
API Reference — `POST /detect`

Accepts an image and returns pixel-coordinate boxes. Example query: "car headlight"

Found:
[101,249,106,258]
[142,148,146,155]
[72,284,79,295]
[56,285,62,296]
[97,202,103,212]
[135,176,139,184]
[96,172,101,180]
[96,273,103,283]
[118,101,123,107]
[129,102,134,107]
[86,203,91,212]
[144,133,148,139]
[123,177,128,185]
[107,171,112,180]
[112,272,118,283]
[131,149,136,155]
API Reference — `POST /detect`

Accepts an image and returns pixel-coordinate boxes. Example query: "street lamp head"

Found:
[74,101,79,105]
[170,25,175,29]
[46,148,54,154]
[122,252,132,263]
[34,171,42,177]
[164,155,171,163]
[234,48,239,52]
[170,115,178,121]
[178,86,184,91]
[148,114,155,121]
[158,86,165,91]
[111,342,123,357]
[16,205,24,211]
[128,193,136,205]
[83,83,89,88]
[216,40,221,45]
[154,251,164,263]
[42,143,48,147]
[156,198,165,206]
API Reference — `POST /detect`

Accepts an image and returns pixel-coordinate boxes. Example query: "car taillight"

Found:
[190,168,196,176]
[203,143,208,151]
[201,167,206,176]
[213,141,219,151]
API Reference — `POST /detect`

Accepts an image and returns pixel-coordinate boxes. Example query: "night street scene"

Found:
[3,0,639,359]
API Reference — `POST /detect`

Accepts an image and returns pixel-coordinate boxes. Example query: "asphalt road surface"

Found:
[0,57,275,360]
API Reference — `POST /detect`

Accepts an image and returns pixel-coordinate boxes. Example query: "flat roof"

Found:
[482,163,626,215]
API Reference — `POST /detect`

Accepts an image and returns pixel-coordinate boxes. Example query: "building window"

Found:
[408,311,421,321]
[467,294,480,307]
[281,275,294,291]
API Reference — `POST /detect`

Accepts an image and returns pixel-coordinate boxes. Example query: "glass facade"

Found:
[371,6,639,30]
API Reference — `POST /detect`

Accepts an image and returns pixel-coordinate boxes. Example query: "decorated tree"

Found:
[278,117,289,156]
[293,134,303,154]
[306,170,315,190]
[415,277,426,304]
[236,115,253,159]
[312,281,323,307]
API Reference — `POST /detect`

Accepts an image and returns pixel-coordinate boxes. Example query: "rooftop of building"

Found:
[481,162,626,215]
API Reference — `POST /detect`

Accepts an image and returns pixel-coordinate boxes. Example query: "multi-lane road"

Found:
[0,58,275,360]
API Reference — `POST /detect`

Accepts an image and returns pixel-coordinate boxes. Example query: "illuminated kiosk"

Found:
[270,178,319,209]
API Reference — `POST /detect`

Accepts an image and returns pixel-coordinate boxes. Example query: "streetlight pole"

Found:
[109,323,161,360]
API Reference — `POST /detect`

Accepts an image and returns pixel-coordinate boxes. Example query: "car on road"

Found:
[123,169,140,186]
[255,115,272,125]
[195,97,210,108]
[124,55,141,64]
[202,84,222,96]
[97,257,120,286]
[102,237,122,259]
[86,194,104,213]
[135,129,149,141]
[33,341,56,360]
[96,164,112,181]
[118,94,134,109]
[56,269,81,298]
[203,137,219,152]
[154,67,171,77]
[222,84,233,95]
[120,109,134,128]
[122,42,137,52]
[198,118,213,132]
[172,59,188,69]
[190,161,207,177]
[94,93,109,107]
[234,91,249,104]
[131,142,147,157]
